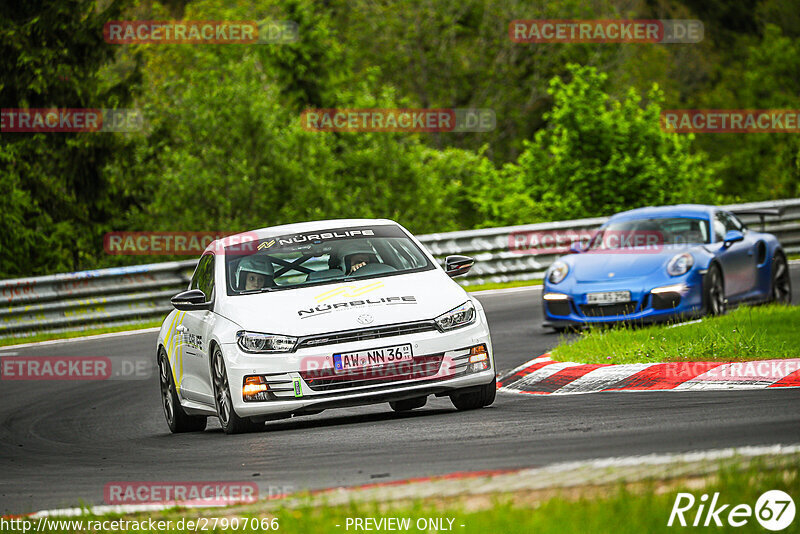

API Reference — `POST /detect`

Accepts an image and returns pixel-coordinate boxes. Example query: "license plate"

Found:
[586,291,631,304]
[333,344,413,373]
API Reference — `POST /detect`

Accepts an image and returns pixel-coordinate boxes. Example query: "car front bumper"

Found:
[542,271,706,327]
[220,316,495,418]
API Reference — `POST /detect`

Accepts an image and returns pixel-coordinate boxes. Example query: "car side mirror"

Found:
[722,230,744,248]
[171,289,212,311]
[568,241,584,254]
[444,255,474,277]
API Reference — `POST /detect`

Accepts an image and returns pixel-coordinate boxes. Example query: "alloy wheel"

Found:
[159,356,174,425]
[213,350,231,426]
[772,256,792,304]
[708,269,725,315]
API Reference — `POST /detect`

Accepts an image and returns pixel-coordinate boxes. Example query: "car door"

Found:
[179,253,217,404]
[713,211,757,297]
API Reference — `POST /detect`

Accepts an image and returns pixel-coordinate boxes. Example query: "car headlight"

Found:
[435,301,476,332]
[548,261,569,284]
[236,331,297,353]
[667,252,694,276]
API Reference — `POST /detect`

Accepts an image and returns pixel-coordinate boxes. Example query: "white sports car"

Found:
[157,219,496,434]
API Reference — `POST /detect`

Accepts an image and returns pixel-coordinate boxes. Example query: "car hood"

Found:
[570,250,676,282]
[216,269,468,336]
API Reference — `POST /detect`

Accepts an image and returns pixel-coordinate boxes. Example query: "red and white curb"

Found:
[498,355,800,395]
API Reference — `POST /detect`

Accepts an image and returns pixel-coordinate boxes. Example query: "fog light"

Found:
[468,345,490,372]
[471,361,489,372]
[469,353,488,364]
[243,375,269,402]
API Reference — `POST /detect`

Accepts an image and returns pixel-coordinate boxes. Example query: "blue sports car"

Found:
[542,204,792,329]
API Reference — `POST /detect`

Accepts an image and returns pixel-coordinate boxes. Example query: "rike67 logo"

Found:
[669,490,795,531]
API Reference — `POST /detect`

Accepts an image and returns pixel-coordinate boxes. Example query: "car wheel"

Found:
[771,253,792,305]
[211,346,262,434]
[704,264,726,316]
[449,378,497,411]
[158,349,207,433]
[389,396,427,412]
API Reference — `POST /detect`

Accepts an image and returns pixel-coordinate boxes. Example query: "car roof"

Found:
[204,218,401,254]
[608,204,717,222]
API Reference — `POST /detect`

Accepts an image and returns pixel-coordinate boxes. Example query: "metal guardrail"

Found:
[423,198,800,286]
[0,262,196,338]
[2,198,799,338]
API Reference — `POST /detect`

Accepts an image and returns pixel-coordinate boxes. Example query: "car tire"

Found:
[449,378,497,411]
[770,252,792,305]
[704,264,726,316]
[211,346,262,434]
[389,396,427,412]
[158,349,207,433]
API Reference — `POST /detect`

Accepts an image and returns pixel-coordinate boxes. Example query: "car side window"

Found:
[190,258,203,290]
[191,254,214,301]
[713,213,727,242]
[725,212,745,232]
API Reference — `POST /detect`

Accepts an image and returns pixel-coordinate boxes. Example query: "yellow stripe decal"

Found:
[162,312,181,390]
[177,312,186,392]
[163,312,178,348]
[314,281,384,302]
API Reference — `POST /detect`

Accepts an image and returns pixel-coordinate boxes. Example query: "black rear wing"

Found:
[729,207,784,231]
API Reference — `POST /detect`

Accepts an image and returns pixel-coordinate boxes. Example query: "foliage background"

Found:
[1,0,798,277]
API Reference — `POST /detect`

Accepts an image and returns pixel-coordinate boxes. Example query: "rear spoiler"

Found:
[729,207,784,231]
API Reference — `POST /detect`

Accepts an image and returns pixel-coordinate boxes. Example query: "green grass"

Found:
[23,460,798,533]
[463,279,543,292]
[552,305,800,364]
[0,319,163,348]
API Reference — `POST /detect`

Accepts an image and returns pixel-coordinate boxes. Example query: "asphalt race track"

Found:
[1,266,799,513]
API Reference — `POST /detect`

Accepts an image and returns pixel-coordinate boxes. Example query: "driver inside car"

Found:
[236,256,274,291]
[339,241,380,275]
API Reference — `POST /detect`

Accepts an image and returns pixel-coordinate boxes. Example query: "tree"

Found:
[695,24,800,200]
[0,0,140,277]
[120,0,486,239]
[481,64,720,226]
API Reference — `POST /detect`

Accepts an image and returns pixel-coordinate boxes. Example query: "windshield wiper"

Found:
[238,287,277,295]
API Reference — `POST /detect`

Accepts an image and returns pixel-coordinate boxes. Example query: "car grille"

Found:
[295,321,438,350]
[579,302,638,317]
[546,300,571,316]
[651,293,681,310]
[299,354,445,391]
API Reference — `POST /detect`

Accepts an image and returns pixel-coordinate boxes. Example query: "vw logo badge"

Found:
[357,314,374,325]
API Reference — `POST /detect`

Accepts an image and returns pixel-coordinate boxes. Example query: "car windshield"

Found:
[589,217,710,250]
[224,224,433,294]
